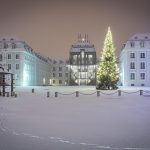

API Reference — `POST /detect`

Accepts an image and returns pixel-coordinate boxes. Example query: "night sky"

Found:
[0,0,150,58]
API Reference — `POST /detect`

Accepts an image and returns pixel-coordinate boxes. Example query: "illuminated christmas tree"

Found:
[96,27,119,89]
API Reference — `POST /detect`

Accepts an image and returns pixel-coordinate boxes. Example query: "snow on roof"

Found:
[129,33,150,41]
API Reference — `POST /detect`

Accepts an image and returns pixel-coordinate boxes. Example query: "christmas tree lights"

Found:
[96,27,119,89]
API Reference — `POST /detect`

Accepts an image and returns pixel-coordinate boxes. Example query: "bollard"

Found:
[76,91,79,97]
[118,90,121,96]
[32,88,34,93]
[14,92,17,97]
[140,90,143,96]
[97,91,100,97]
[55,92,58,97]
[7,92,9,97]
[47,91,50,97]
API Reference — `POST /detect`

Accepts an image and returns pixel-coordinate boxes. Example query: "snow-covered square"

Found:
[0,86,150,150]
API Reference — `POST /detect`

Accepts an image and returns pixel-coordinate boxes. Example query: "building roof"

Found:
[0,67,13,75]
[129,33,150,41]
[70,34,96,52]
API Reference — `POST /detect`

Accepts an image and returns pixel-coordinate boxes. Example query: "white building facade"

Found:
[0,38,50,86]
[49,58,70,86]
[120,33,150,87]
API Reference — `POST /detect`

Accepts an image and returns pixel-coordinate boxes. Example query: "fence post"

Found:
[76,91,79,97]
[14,92,17,97]
[55,92,58,97]
[118,90,121,96]
[32,88,34,93]
[140,90,143,96]
[47,91,50,98]
[97,91,100,97]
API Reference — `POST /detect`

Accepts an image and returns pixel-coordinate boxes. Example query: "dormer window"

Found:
[145,36,148,39]
[130,41,135,48]
[12,43,16,49]
[140,41,144,48]
[134,36,138,40]
[4,43,8,49]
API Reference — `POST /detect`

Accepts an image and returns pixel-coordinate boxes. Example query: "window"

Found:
[130,73,135,80]
[140,41,144,48]
[131,84,135,86]
[53,80,55,84]
[140,73,145,80]
[130,53,135,58]
[130,62,135,69]
[140,62,145,69]
[59,73,62,77]
[53,73,56,77]
[66,67,68,71]
[12,43,16,49]
[8,54,11,59]
[8,64,11,70]
[130,42,135,48]
[65,73,68,77]
[53,60,57,64]
[141,84,144,86]
[88,55,93,64]
[65,80,68,85]
[53,67,56,71]
[59,60,63,64]
[16,54,20,59]
[59,80,62,84]
[59,67,62,71]
[16,64,19,70]
[0,54,2,61]
[140,53,145,58]
[4,43,8,49]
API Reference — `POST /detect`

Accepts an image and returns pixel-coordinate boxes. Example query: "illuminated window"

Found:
[43,78,46,85]
[59,80,62,84]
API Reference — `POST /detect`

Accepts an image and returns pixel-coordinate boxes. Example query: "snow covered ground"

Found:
[0,86,150,150]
